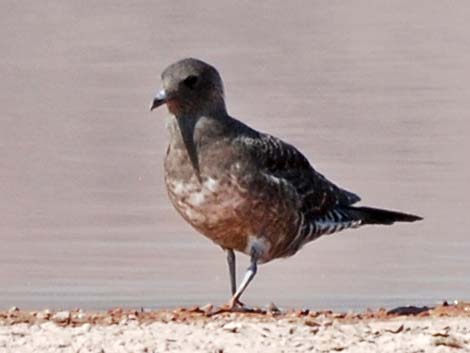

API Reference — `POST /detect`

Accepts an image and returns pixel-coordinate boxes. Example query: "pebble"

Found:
[222,322,243,333]
[52,311,70,322]
[267,302,281,314]
[36,309,52,320]
[200,303,213,314]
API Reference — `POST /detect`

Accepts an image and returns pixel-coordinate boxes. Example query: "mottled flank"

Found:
[152,58,422,305]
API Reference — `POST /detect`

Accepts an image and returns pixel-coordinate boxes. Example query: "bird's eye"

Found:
[183,75,198,88]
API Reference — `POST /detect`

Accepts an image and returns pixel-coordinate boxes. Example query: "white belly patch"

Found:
[167,177,246,227]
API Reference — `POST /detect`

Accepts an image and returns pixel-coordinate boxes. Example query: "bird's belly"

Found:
[166,176,253,252]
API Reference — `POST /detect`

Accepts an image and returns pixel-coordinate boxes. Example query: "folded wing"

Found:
[238,133,361,220]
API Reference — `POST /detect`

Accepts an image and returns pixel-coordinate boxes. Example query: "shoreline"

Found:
[1,302,469,352]
[2,300,469,326]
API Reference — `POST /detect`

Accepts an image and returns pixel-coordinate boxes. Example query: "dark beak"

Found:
[150,89,167,111]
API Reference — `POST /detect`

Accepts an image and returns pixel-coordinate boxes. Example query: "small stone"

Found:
[200,304,213,315]
[76,311,85,319]
[267,302,281,314]
[387,305,429,316]
[108,307,123,315]
[188,306,200,312]
[222,322,242,333]
[385,324,404,334]
[294,309,309,317]
[332,312,346,319]
[36,309,52,320]
[304,319,320,327]
[434,336,463,349]
[8,306,19,313]
[308,311,320,318]
[52,311,71,322]
[417,311,430,317]
[103,316,113,325]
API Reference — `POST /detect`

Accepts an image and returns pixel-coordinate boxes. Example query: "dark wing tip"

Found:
[405,214,423,222]
[351,206,423,225]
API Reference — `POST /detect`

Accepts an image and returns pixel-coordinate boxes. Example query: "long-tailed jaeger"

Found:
[150,58,422,309]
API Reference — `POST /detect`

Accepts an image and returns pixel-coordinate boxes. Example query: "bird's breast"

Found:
[165,171,255,252]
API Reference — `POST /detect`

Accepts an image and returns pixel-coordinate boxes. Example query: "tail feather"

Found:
[347,206,423,225]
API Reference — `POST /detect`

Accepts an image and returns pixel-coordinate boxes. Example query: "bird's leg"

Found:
[226,249,245,307]
[209,250,259,315]
[226,249,236,296]
[227,251,258,310]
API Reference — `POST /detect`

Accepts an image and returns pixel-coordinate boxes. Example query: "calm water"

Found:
[1,0,469,311]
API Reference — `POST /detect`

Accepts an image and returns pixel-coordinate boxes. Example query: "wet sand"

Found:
[1,302,469,352]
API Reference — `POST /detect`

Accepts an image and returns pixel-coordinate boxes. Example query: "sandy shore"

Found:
[1,302,469,353]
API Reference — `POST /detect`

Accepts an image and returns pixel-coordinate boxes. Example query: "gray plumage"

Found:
[150,58,422,309]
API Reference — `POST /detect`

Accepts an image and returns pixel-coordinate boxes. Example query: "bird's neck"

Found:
[167,111,230,143]
[166,113,231,181]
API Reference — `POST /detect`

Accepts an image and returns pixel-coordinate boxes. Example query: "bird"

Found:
[150,58,422,310]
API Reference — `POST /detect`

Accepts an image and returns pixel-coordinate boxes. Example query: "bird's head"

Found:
[150,58,226,117]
